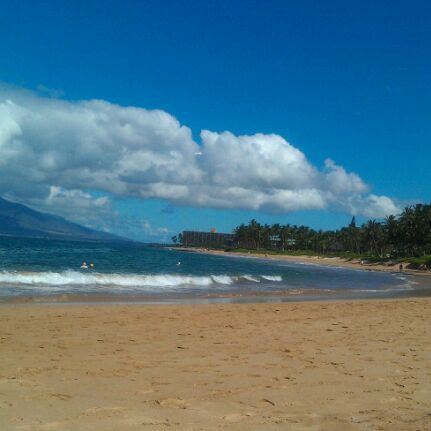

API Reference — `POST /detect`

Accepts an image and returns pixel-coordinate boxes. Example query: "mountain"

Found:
[0,197,128,242]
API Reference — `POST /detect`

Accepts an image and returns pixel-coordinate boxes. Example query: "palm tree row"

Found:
[232,203,431,259]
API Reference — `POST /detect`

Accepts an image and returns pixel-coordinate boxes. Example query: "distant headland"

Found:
[0,197,129,242]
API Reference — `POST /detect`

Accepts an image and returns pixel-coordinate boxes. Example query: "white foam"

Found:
[242,275,261,282]
[211,275,234,285]
[261,275,283,281]
[0,270,282,291]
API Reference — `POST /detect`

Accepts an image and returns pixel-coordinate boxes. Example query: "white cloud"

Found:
[140,221,170,239]
[107,217,170,242]
[4,186,115,228]
[200,130,318,190]
[0,85,400,223]
[350,194,400,219]
[323,158,369,195]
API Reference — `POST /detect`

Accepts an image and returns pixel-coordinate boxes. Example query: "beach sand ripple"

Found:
[0,299,430,430]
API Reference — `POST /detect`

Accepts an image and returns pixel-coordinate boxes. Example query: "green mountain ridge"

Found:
[0,197,128,242]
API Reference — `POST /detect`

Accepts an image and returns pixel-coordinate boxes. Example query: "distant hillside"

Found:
[0,197,128,242]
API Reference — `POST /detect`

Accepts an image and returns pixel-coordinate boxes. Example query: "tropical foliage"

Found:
[232,204,431,262]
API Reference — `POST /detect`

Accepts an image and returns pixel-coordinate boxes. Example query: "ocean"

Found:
[0,236,427,303]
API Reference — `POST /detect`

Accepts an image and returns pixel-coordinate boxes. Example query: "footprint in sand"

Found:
[49,393,72,401]
[156,397,188,409]
[260,398,276,406]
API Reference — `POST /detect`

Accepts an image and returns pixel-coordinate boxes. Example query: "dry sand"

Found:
[1,299,430,430]
[185,248,431,276]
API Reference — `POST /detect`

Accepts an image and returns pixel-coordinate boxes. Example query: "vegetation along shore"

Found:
[175,203,431,273]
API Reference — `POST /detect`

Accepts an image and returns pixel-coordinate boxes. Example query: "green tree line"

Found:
[232,203,431,262]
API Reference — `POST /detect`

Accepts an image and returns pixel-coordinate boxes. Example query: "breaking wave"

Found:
[0,270,282,292]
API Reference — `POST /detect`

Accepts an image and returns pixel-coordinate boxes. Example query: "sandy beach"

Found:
[1,299,430,430]
[182,248,431,276]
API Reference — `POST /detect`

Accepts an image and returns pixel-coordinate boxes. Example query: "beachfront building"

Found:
[182,230,235,248]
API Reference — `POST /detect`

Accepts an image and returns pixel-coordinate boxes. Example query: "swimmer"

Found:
[176,261,181,266]
[90,263,94,268]
[80,261,88,269]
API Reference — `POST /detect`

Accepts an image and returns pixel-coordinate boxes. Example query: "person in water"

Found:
[80,261,88,269]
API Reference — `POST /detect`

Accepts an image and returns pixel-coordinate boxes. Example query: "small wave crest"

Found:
[0,270,282,291]
[261,275,282,281]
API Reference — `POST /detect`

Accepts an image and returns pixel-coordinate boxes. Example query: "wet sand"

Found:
[1,299,430,430]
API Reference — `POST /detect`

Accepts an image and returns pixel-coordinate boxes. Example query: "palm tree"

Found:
[361,220,385,257]
[384,214,399,256]
[230,202,431,260]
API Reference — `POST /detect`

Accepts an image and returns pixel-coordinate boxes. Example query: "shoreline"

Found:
[2,283,431,306]
[1,248,431,306]
[1,298,430,430]
[176,246,431,276]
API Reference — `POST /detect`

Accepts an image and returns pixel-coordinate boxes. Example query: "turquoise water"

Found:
[0,236,421,301]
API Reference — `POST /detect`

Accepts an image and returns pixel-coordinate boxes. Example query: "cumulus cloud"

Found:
[0,85,399,222]
[104,216,170,242]
[323,158,369,195]
[347,194,400,219]
[4,186,115,228]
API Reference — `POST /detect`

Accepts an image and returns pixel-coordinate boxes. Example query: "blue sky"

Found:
[0,0,430,241]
